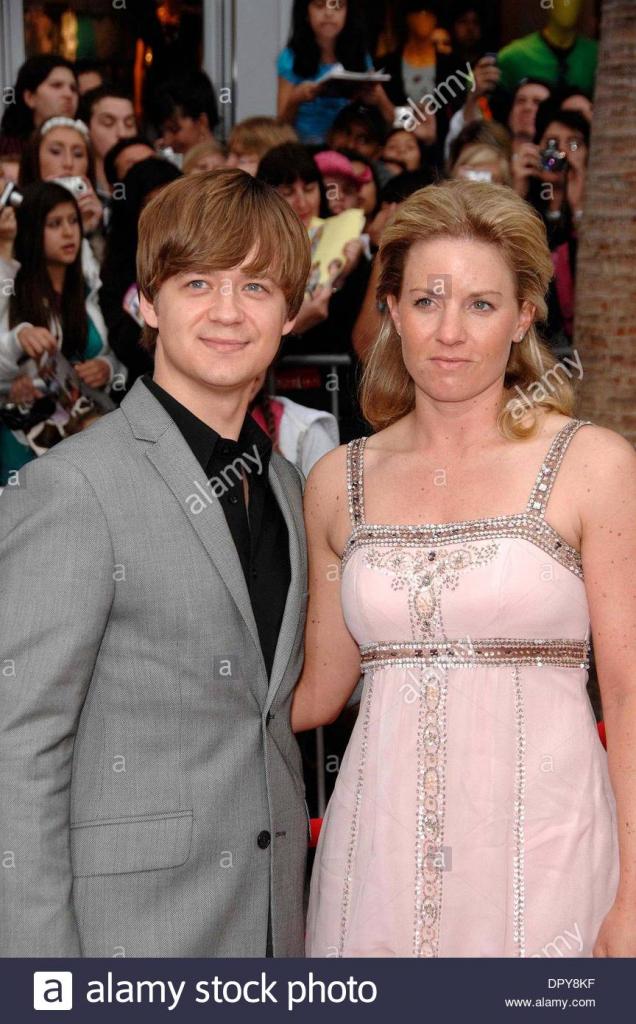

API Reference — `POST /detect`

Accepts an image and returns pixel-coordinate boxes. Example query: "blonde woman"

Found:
[292,180,636,958]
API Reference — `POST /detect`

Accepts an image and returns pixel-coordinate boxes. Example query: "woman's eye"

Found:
[245,282,267,293]
[472,300,493,311]
[414,297,433,307]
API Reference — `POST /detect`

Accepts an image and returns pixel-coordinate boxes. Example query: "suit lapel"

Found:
[120,380,305,711]
[265,455,305,714]
[144,423,268,705]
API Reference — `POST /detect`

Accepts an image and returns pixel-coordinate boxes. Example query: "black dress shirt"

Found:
[143,376,291,679]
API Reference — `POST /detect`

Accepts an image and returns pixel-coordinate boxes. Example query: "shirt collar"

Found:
[142,375,273,474]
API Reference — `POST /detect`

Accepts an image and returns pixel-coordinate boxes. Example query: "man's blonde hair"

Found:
[361,179,575,439]
[137,168,311,351]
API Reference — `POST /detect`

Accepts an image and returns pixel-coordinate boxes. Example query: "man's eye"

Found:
[245,282,267,293]
[187,280,207,289]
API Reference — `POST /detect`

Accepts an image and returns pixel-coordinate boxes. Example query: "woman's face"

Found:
[324,172,359,215]
[39,127,89,179]
[276,177,321,227]
[308,0,347,43]
[387,236,534,408]
[43,201,81,266]
[383,131,422,172]
[24,67,78,126]
[406,11,437,42]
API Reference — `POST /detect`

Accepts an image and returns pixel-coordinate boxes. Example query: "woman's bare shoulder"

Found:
[567,420,636,472]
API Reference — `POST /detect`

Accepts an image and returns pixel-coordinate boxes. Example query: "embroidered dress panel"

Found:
[306,420,619,957]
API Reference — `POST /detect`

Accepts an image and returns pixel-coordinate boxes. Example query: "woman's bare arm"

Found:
[352,255,382,361]
[291,446,362,732]
[579,426,636,955]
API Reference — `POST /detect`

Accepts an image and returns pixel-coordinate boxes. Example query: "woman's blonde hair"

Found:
[361,179,575,439]
[452,143,512,187]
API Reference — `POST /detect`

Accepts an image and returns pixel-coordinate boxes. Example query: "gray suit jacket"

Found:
[0,379,309,957]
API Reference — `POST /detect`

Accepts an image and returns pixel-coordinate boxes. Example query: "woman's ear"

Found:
[386,294,402,337]
[515,300,535,341]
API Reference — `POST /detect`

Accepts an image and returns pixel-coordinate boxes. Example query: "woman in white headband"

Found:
[19,116,103,236]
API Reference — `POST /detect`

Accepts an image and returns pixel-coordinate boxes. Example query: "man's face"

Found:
[509,83,550,137]
[90,97,137,160]
[140,254,296,394]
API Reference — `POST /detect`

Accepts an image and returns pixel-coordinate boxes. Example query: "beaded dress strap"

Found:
[525,419,592,518]
[346,436,369,528]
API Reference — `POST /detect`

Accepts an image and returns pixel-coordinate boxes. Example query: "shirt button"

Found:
[229,493,239,504]
[257,830,271,849]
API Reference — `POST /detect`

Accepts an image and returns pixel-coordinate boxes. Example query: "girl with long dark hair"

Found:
[0,55,78,157]
[0,182,121,480]
[277,0,394,144]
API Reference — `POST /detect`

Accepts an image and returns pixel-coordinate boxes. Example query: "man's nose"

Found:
[207,288,243,322]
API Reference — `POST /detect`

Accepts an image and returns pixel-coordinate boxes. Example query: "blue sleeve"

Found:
[277,47,298,82]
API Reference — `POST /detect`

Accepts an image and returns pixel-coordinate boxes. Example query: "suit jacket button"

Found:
[257,830,271,849]
[265,711,272,725]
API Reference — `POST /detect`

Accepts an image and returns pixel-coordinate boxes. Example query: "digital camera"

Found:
[539,139,568,174]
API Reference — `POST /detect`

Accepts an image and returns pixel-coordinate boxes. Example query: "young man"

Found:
[0,169,312,957]
[78,85,138,196]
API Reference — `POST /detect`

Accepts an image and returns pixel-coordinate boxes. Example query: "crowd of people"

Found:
[3,2,635,964]
[0,0,598,487]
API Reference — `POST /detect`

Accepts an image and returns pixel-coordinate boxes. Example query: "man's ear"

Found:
[281,314,297,338]
[386,294,402,337]
[139,291,158,329]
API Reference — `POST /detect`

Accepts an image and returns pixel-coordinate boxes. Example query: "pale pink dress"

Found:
[306,420,619,958]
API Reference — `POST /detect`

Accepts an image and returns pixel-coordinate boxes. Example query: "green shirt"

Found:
[497,31,598,95]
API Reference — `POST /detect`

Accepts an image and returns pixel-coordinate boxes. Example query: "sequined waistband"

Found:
[360,638,590,670]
